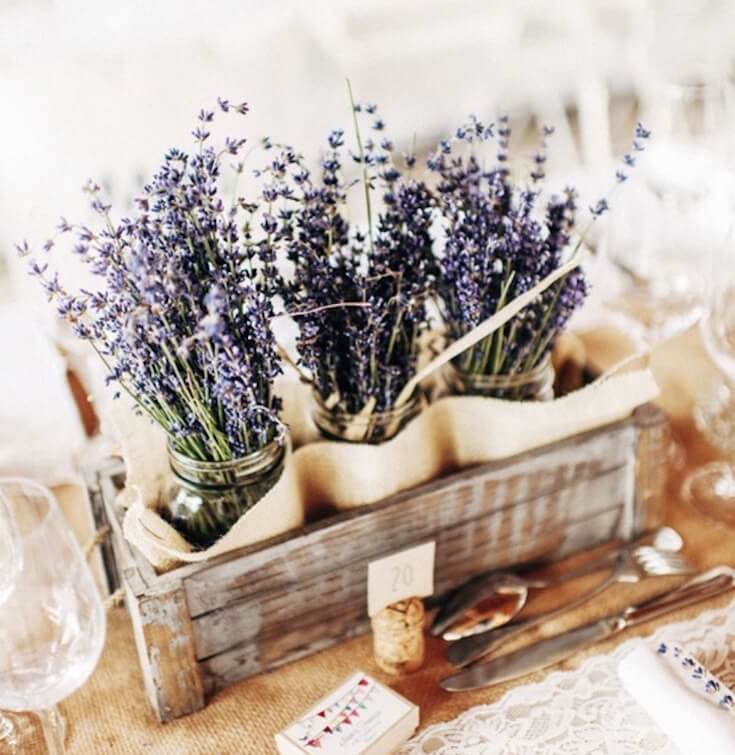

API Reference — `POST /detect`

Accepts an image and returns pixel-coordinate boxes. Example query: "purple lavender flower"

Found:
[281,101,435,414]
[429,118,589,377]
[589,198,609,217]
[635,122,652,140]
[20,99,285,463]
[431,117,649,380]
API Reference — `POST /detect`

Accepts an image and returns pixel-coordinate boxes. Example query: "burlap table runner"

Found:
[19,325,734,754]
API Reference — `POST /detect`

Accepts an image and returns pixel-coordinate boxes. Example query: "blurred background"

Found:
[1,0,735,484]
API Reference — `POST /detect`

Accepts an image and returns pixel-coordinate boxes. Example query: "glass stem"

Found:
[38,707,66,755]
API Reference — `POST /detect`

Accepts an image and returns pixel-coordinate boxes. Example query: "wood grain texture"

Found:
[633,403,671,533]
[94,402,669,721]
[190,469,628,660]
[125,584,205,722]
[183,421,636,618]
[197,505,625,697]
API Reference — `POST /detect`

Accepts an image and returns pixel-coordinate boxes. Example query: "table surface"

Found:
[22,325,735,754]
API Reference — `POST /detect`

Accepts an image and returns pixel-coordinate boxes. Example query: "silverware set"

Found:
[432,527,684,642]
[435,528,735,691]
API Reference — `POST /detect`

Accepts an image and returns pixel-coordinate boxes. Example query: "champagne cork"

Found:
[370,597,425,675]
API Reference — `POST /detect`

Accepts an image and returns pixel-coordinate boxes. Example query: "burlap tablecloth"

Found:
[18,325,735,754]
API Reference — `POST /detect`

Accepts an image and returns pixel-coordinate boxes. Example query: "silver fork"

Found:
[446,545,694,667]
[433,527,683,639]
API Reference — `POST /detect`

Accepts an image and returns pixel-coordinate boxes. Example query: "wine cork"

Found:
[370,597,425,675]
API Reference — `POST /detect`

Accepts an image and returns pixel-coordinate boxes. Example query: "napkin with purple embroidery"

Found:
[619,639,735,755]
[655,641,735,717]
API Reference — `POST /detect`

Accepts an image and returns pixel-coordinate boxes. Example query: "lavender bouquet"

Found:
[430,116,651,398]
[280,96,435,441]
[19,100,292,547]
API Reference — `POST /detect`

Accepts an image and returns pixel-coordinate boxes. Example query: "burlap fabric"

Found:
[15,325,732,754]
[118,246,645,570]
[121,365,658,569]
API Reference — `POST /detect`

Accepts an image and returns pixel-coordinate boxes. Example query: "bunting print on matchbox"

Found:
[275,672,419,755]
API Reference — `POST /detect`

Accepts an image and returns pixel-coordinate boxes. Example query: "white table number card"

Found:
[367,541,436,617]
[275,672,419,755]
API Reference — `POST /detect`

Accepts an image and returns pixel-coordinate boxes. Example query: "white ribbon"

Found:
[395,244,587,406]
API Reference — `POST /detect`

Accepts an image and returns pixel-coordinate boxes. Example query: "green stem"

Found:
[519,279,564,374]
[496,320,519,374]
[159,339,230,460]
[385,272,403,362]
[346,78,374,256]
[489,271,516,374]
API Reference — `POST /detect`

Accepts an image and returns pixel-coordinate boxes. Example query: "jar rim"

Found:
[167,433,286,482]
[311,390,422,444]
[311,390,421,424]
[446,353,553,390]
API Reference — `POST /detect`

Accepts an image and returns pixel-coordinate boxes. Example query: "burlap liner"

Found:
[121,367,659,571]
[113,244,659,571]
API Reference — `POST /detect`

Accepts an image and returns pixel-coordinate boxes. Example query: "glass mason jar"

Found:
[444,354,554,401]
[311,392,422,444]
[162,436,286,550]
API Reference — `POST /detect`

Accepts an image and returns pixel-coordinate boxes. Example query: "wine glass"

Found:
[682,253,735,523]
[0,491,22,751]
[604,76,734,347]
[0,478,106,754]
[0,491,21,618]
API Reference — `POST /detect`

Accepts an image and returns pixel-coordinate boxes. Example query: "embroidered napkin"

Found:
[619,640,735,755]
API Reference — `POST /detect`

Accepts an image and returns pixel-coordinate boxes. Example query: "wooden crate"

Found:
[86,402,668,722]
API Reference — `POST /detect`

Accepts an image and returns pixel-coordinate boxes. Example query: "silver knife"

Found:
[441,566,735,692]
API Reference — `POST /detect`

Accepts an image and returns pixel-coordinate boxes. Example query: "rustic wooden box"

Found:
[86,403,668,722]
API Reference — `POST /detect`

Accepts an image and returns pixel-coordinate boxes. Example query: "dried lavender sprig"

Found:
[21,99,288,462]
[280,98,435,415]
[430,118,651,378]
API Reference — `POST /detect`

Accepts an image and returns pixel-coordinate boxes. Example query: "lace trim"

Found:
[401,599,735,754]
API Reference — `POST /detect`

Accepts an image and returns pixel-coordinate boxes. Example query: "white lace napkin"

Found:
[619,640,735,755]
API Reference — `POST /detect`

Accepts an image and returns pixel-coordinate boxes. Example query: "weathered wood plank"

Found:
[98,462,161,597]
[84,465,121,595]
[92,402,669,722]
[633,403,670,532]
[184,424,636,617]
[125,584,205,722]
[198,505,624,694]
[191,465,630,659]
[201,607,372,696]
[195,503,625,665]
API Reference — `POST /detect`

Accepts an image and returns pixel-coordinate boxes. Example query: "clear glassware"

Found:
[0,494,21,751]
[311,392,422,444]
[443,354,554,401]
[0,491,20,611]
[0,478,106,754]
[682,269,735,523]
[162,435,287,549]
[604,76,734,347]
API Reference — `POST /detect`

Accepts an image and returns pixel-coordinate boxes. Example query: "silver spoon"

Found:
[433,527,683,641]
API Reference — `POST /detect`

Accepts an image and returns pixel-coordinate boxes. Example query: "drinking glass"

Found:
[0,492,20,620]
[682,256,735,523]
[0,478,106,754]
[0,491,21,751]
[604,76,734,346]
